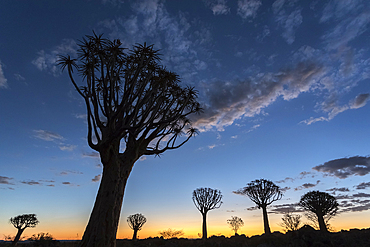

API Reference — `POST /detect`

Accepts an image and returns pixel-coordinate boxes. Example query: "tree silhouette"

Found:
[9,214,39,246]
[234,179,282,234]
[298,191,338,232]
[279,212,302,232]
[127,214,146,240]
[227,216,244,235]
[158,228,184,239]
[192,188,222,239]
[58,33,201,247]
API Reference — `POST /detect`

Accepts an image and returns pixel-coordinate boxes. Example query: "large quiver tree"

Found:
[10,214,39,246]
[192,188,222,239]
[298,191,338,232]
[234,179,282,235]
[58,33,201,247]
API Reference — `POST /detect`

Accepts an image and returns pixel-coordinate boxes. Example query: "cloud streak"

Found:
[313,156,370,179]
[0,61,8,89]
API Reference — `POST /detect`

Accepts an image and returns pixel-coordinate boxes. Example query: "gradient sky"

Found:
[1,0,370,240]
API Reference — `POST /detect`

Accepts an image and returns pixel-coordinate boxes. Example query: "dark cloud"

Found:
[280,186,291,192]
[313,156,370,179]
[294,180,320,191]
[82,152,100,158]
[92,175,101,182]
[350,93,370,109]
[355,182,370,190]
[276,177,294,183]
[270,203,303,214]
[62,182,71,185]
[326,187,350,194]
[352,192,370,198]
[21,180,40,185]
[0,176,14,185]
[192,61,325,131]
[60,170,83,176]
[340,198,370,213]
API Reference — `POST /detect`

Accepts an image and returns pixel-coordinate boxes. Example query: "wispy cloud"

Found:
[21,180,40,185]
[59,170,83,176]
[33,130,64,142]
[82,152,100,158]
[0,61,8,89]
[59,144,76,151]
[270,203,303,214]
[0,176,14,185]
[294,180,320,191]
[203,0,230,15]
[355,182,370,190]
[92,175,101,182]
[313,156,370,179]
[237,0,261,19]
[32,39,77,76]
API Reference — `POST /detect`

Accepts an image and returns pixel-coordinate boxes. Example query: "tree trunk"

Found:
[202,213,207,239]
[12,228,24,246]
[132,229,138,240]
[262,206,271,234]
[317,212,327,232]
[79,144,138,247]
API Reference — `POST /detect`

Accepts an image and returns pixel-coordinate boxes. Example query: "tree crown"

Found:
[234,179,283,208]
[192,188,222,214]
[58,33,201,156]
[10,214,39,230]
[298,190,339,216]
[227,216,244,233]
[127,213,147,231]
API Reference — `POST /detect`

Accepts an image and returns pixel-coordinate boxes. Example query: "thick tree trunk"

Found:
[132,229,138,240]
[317,212,327,232]
[12,228,24,246]
[202,213,207,239]
[262,206,271,234]
[79,144,138,247]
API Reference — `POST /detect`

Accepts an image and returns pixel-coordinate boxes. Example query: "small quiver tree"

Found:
[58,33,201,247]
[234,179,282,235]
[9,214,39,246]
[298,191,338,232]
[127,213,146,240]
[227,216,244,235]
[192,188,222,239]
[279,212,302,232]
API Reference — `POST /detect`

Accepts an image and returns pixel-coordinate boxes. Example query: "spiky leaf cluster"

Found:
[234,179,283,208]
[58,33,201,155]
[127,213,147,231]
[192,188,223,214]
[298,191,339,217]
[10,214,39,230]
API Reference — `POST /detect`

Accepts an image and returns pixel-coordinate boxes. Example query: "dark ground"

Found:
[2,226,370,247]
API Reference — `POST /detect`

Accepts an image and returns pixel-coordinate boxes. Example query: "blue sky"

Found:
[1,0,370,239]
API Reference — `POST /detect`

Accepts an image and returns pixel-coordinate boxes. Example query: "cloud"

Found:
[60,170,83,176]
[313,156,370,179]
[352,192,370,198]
[294,180,320,191]
[82,152,100,158]
[350,93,370,109]
[32,39,77,76]
[355,182,370,190]
[21,180,40,185]
[276,9,303,44]
[237,0,262,19]
[33,130,64,142]
[59,144,76,151]
[92,175,101,182]
[62,182,71,185]
[14,73,25,81]
[0,61,8,89]
[276,177,294,183]
[326,187,350,194]
[192,61,326,131]
[203,0,230,15]
[0,176,14,185]
[270,203,303,214]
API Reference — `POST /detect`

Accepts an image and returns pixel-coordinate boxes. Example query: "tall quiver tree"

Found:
[298,191,338,232]
[58,33,201,247]
[234,179,282,235]
[9,214,39,246]
[127,213,146,240]
[192,188,222,239]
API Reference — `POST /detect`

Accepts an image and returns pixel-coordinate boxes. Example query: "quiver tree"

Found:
[234,179,282,234]
[9,214,39,246]
[192,188,222,239]
[58,33,201,247]
[298,191,338,232]
[127,213,146,240]
[227,216,244,235]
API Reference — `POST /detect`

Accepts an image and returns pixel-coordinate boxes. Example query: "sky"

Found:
[1,0,370,240]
